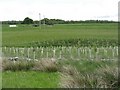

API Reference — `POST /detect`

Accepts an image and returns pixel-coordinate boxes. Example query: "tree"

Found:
[41,18,54,25]
[22,17,33,24]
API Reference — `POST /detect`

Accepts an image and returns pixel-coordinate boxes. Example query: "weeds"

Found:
[2,58,58,72]
[32,58,58,72]
[2,60,35,71]
[59,61,118,88]
[2,58,118,88]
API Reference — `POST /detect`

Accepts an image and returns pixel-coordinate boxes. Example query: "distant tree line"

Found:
[2,17,118,25]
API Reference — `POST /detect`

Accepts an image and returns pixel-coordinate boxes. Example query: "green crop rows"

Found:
[2,23,118,47]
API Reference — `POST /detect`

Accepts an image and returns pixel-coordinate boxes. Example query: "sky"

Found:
[0,0,119,21]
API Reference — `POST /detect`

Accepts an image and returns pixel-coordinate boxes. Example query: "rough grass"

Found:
[2,58,118,88]
[59,59,118,88]
[32,58,58,72]
[2,60,35,71]
[2,58,58,72]
[60,66,118,88]
[58,59,117,74]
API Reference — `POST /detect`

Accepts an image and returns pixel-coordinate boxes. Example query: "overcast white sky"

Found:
[0,0,119,21]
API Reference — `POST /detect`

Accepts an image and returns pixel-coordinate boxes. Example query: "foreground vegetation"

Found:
[59,59,118,88]
[2,59,59,88]
[2,58,118,88]
[2,71,59,88]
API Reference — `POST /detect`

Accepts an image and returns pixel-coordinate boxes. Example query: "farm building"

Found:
[9,25,17,27]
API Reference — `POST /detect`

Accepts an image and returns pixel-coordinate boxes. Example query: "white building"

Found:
[9,25,17,27]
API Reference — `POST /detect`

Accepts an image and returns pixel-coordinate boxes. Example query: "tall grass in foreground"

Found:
[32,58,58,72]
[59,60,118,88]
[2,58,118,88]
[2,60,35,71]
[2,58,58,72]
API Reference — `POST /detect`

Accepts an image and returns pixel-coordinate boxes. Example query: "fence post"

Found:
[53,48,56,58]
[41,48,43,58]
[27,48,30,58]
[78,48,80,59]
[59,50,62,59]
[16,48,18,57]
[33,51,35,60]
[46,51,48,58]
[89,48,92,60]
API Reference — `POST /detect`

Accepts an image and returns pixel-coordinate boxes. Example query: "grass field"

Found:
[2,23,118,88]
[2,23,118,47]
[2,71,59,88]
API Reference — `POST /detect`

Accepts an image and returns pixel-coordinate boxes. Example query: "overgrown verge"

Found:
[2,58,58,72]
[59,59,118,88]
[2,60,35,71]
[2,58,118,88]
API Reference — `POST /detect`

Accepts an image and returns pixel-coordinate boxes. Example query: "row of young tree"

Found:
[2,17,117,25]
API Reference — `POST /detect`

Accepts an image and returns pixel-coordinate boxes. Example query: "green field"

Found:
[2,71,59,88]
[2,23,118,88]
[2,23,118,47]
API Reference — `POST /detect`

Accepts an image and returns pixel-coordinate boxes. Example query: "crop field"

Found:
[1,23,118,88]
[2,23,118,47]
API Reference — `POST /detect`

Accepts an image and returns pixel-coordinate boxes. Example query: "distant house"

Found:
[9,25,17,27]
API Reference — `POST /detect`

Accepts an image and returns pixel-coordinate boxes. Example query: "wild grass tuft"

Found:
[59,60,118,88]
[2,60,35,71]
[32,58,58,72]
